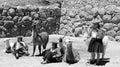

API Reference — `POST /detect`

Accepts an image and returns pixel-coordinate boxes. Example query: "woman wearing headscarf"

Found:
[41,42,62,64]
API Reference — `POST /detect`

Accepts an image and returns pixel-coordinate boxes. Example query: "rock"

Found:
[74,22,82,28]
[85,5,92,10]
[105,5,117,15]
[103,23,113,30]
[26,30,32,36]
[112,14,120,24]
[79,11,88,18]
[13,16,19,23]
[0,20,4,26]
[3,21,14,29]
[61,19,68,24]
[33,13,39,19]
[118,23,120,29]
[113,27,119,32]
[85,15,93,21]
[98,7,106,16]
[8,8,16,17]
[67,10,76,18]
[22,16,32,21]
[115,36,120,41]
[102,15,112,23]
[2,9,7,16]
[91,7,99,16]
[106,30,116,37]
[7,16,12,20]
[116,31,120,36]
[61,8,67,15]
[0,26,7,32]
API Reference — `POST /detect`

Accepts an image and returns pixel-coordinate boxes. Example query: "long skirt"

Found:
[88,38,103,53]
[43,50,61,63]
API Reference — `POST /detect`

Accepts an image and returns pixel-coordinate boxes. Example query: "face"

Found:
[17,38,22,42]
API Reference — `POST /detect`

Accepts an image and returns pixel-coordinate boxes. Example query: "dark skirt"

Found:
[88,38,103,53]
[43,50,62,63]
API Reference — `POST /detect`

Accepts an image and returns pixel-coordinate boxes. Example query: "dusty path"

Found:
[0,35,120,67]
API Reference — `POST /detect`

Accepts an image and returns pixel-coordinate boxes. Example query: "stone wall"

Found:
[60,4,120,40]
[0,4,61,37]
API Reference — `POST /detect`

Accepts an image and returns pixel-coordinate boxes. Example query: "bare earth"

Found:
[0,35,120,67]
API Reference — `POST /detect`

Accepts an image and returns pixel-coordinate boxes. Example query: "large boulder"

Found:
[3,21,14,29]
[112,14,120,24]
[105,5,117,15]
[105,30,116,37]
[8,8,16,17]
[98,7,106,16]
[102,15,112,23]
[22,16,32,21]
[91,7,99,16]
[103,23,113,30]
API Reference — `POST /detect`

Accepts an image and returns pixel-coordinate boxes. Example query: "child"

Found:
[12,36,29,59]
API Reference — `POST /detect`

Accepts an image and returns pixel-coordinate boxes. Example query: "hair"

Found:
[52,42,58,48]
[59,37,63,42]
[17,36,23,41]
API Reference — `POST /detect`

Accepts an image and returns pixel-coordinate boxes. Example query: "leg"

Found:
[96,53,100,65]
[91,52,95,60]
[89,52,96,64]
[102,45,106,59]
[36,45,41,56]
[32,44,36,56]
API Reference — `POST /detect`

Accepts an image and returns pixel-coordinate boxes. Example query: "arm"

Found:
[53,48,61,57]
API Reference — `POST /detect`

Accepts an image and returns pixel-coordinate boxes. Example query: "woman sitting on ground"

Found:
[41,42,62,64]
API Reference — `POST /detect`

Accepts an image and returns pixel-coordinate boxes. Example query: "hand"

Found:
[53,55,57,58]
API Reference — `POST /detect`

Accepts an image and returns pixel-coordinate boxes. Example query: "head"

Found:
[59,37,63,43]
[52,42,58,49]
[17,36,23,42]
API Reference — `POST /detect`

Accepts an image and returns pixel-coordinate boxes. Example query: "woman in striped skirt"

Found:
[88,22,104,65]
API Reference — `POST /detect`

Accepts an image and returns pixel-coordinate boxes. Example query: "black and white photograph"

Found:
[0,0,120,67]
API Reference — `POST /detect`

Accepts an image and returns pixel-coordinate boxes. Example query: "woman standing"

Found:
[88,22,104,65]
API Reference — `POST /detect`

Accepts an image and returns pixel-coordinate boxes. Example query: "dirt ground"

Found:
[0,35,120,67]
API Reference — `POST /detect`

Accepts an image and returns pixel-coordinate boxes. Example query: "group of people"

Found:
[4,36,80,64]
[3,22,107,66]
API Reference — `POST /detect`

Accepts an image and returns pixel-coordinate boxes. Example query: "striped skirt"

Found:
[88,38,103,53]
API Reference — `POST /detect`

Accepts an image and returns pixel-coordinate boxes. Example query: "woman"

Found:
[41,42,62,64]
[88,22,104,65]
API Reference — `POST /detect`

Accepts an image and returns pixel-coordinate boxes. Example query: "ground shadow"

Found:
[88,58,110,66]
[97,58,110,65]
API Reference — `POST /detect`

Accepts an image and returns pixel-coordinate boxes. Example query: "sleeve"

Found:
[12,42,17,50]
